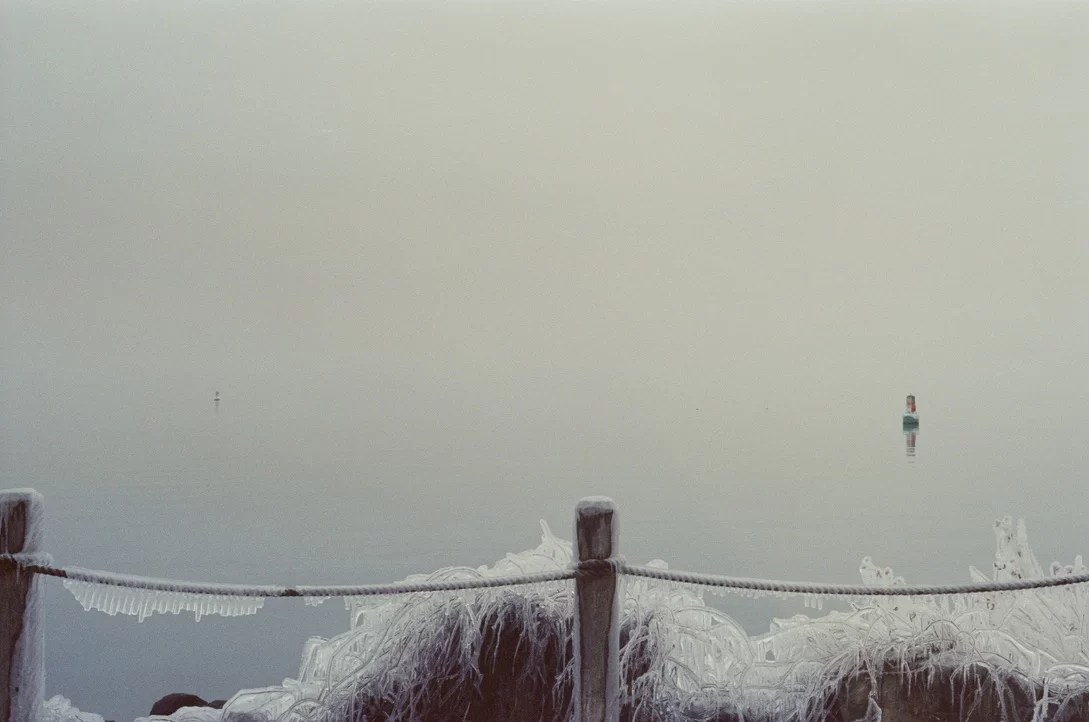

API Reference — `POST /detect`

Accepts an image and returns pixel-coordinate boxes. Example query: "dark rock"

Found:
[209,700,227,709]
[149,693,210,716]
[831,662,1040,722]
[1046,688,1089,722]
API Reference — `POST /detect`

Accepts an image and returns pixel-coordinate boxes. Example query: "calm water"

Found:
[3,2,1088,719]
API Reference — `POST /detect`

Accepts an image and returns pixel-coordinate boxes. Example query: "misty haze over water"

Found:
[2,1,1087,719]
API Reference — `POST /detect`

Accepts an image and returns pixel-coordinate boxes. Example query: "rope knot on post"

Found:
[573,557,626,578]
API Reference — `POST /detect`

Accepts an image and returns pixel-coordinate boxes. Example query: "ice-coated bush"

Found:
[121,517,1089,722]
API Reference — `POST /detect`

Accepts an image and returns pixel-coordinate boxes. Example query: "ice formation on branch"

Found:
[651,515,1089,720]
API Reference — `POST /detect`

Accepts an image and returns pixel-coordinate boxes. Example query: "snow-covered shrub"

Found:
[207,517,1089,721]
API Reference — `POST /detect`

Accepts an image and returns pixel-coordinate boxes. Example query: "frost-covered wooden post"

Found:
[573,496,620,722]
[0,489,45,722]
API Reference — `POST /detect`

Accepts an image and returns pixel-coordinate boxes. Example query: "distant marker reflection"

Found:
[904,425,918,459]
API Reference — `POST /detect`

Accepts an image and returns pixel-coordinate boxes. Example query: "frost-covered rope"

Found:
[619,563,1089,597]
[13,552,1089,601]
[1,553,577,597]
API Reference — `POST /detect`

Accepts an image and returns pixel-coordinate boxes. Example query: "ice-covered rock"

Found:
[134,707,222,722]
[220,521,575,722]
[146,693,222,717]
[255,516,1089,720]
[41,695,106,722]
[55,516,1089,721]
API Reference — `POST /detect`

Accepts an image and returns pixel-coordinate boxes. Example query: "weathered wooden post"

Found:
[573,496,620,722]
[1,489,45,722]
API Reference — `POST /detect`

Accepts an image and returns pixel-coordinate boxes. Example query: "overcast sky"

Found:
[4,0,1087,407]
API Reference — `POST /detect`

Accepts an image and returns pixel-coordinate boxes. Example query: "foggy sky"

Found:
[4,1,1087,409]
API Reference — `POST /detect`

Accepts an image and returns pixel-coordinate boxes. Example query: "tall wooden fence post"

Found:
[1,489,45,722]
[573,496,620,722]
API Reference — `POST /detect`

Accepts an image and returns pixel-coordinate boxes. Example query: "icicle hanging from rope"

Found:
[62,579,265,622]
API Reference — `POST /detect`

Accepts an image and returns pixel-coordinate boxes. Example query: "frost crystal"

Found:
[63,517,1089,722]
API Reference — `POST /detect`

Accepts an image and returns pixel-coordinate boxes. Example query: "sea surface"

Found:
[3,2,1088,720]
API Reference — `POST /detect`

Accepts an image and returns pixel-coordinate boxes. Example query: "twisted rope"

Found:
[1,554,576,598]
[619,563,1089,597]
[9,552,1089,601]
[573,556,626,576]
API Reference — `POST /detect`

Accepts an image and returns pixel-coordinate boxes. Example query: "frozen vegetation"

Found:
[42,696,105,722]
[51,518,1089,722]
